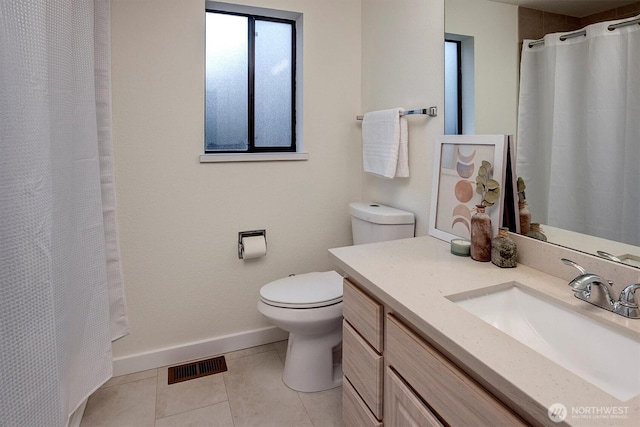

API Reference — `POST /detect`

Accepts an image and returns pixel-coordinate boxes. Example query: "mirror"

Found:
[444,0,640,268]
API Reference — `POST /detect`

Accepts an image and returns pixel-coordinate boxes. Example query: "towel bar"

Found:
[356,107,437,120]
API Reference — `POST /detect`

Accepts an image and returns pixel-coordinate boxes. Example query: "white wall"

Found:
[110,0,362,365]
[445,0,519,136]
[361,0,445,236]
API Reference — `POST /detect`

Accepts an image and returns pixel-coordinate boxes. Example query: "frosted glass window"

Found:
[205,10,296,153]
[444,40,461,135]
[205,13,249,151]
[444,34,475,136]
[254,20,292,148]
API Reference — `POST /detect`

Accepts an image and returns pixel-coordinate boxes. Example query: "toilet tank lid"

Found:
[349,202,415,225]
[260,271,343,305]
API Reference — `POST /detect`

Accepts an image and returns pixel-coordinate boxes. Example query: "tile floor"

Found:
[80,340,343,427]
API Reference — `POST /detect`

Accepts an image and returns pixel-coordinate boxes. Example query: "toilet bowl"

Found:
[257,202,415,393]
[257,271,344,392]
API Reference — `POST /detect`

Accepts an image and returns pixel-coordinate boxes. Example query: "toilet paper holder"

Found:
[238,229,267,259]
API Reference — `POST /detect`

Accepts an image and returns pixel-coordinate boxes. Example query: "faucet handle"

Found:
[561,258,587,275]
[597,251,623,262]
[619,284,640,308]
[614,284,640,319]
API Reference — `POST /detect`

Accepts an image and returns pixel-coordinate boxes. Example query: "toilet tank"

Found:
[349,202,415,245]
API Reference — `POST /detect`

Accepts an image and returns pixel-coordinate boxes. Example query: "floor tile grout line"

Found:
[220,369,237,426]
[153,400,232,423]
[154,366,161,421]
[296,390,316,426]
[100,369,159,390]
[98,377,154,391]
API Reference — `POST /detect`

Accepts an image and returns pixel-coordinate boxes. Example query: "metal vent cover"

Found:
[167,356,227,385]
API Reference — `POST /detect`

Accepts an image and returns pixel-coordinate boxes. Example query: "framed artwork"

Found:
[429,135,516,242]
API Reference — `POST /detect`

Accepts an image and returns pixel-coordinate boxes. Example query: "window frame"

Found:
[204,9,297,154]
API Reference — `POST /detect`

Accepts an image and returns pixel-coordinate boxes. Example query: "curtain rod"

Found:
[527,16,640,48]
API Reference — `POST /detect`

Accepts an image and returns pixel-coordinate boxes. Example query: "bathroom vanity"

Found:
[330,236,640,427]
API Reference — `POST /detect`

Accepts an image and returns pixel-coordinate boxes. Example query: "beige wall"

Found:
[361,0,445,236]
[111,0,448,364]
[111,0,363,360]
[445,0,518,137]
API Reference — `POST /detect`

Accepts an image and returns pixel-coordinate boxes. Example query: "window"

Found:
[444,34,475,135]
[205,9,296,153]
[444,40,462,135]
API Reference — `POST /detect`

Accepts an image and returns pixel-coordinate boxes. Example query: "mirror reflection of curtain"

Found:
[517,16,640,246]
[0,1,128,425]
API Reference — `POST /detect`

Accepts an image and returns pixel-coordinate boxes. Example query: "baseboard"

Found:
[112,326,288,377]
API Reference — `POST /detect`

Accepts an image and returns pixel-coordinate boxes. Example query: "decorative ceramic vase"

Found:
[526,223,547,242]
[470,205,492,262]
[491,227,517,268]
[518,201,531,235]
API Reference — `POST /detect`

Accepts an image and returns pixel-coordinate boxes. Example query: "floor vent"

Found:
[167,356,227,385]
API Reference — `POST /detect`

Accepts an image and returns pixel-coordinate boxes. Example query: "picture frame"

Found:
[428,135,517,243]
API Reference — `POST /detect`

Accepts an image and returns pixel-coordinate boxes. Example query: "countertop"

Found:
[329,235,640,427]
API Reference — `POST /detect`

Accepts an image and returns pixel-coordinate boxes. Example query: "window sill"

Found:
[199,152,309,163]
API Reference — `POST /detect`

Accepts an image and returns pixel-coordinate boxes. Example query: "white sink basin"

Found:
[448,283,640,401]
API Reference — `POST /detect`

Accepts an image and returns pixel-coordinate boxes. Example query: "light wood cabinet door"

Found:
[385,366,444,427]
[386,315,528,426]
[343,377,382,427]
[343,279,383,352]
[343,320,383,419]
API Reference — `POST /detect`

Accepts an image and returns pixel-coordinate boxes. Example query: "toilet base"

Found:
[282,328,343,393]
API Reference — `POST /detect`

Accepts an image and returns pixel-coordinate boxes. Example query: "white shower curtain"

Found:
[0,1,128,426]
[517,15,640,246]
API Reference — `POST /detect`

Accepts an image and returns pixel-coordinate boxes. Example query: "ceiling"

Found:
[488,0,638,17]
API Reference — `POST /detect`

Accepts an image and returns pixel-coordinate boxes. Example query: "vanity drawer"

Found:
[343,278,383,352]
[343,320,383,420]
[385,315,527,426]
[343,377,382,427]
[385,366,444,427]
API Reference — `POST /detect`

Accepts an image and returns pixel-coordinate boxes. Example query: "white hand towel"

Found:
[362,108,409,178]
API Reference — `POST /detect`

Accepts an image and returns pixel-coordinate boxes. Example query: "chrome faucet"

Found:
[617,283,640,319]
[561,258,616,306]
[560,258,639,319]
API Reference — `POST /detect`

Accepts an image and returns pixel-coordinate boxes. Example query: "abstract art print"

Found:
[429,135,510,242]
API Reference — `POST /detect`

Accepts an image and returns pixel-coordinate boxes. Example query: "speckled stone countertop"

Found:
[329,235,640,427]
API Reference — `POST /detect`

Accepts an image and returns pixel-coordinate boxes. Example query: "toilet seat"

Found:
[259,271,343,309]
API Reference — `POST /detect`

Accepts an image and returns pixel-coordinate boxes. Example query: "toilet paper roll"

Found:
[242,235,267,259]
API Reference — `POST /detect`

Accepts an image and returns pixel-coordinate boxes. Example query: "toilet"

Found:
[257,202,415,392]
